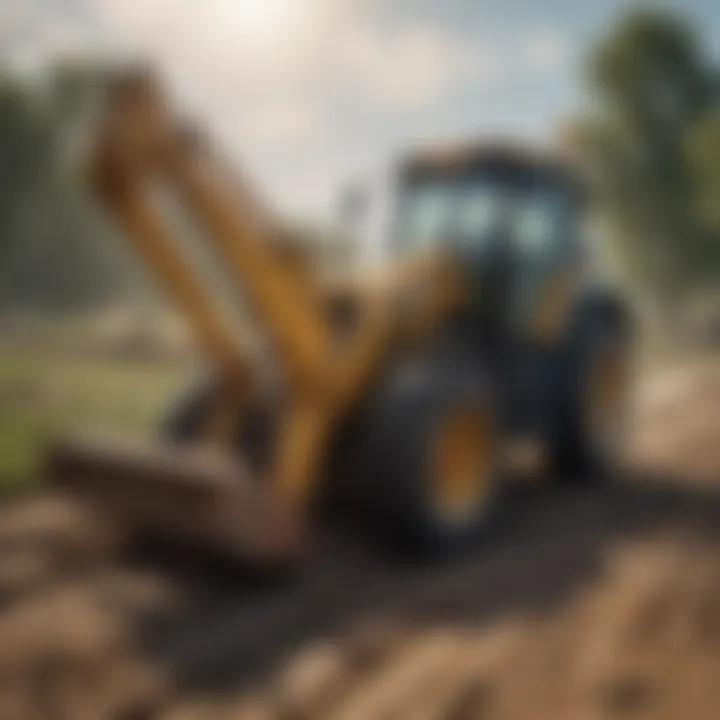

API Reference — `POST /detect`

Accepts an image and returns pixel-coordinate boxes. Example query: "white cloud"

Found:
[239,96,326,146]
[329,22,569,108]
[92,0,320,85]
[331,19,511,107]
[337,22,459,106]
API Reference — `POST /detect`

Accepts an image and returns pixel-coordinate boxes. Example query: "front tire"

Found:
[354,353,502,554]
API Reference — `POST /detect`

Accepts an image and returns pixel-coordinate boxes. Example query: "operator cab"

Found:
[391,142,589,343]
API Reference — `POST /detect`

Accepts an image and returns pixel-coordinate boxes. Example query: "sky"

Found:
[1,0,719,223]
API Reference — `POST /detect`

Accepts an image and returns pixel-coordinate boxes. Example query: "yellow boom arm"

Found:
[88,69,466,506]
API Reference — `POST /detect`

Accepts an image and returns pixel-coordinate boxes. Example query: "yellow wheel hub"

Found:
[432,409,494,521]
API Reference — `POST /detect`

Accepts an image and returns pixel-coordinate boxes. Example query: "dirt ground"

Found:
[0,359,718,719]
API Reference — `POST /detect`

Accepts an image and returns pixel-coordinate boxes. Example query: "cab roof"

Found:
[400,138,587,195]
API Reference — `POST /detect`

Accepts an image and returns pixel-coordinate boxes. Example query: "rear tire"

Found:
[551,321,633,483]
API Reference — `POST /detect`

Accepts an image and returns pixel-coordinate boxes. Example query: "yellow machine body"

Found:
[49,70,628,564]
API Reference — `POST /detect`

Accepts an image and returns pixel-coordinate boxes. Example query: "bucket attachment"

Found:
[46,435,305,565]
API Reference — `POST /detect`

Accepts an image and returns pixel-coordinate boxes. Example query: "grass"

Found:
[0,344,191,493]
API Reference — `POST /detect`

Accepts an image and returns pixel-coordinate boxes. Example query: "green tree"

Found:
[575,10,718,316]
[686,111,720,227]
[0,70,53,263]
[0,61,143,311]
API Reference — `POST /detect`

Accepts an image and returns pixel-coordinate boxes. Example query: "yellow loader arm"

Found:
[49,69,466,562]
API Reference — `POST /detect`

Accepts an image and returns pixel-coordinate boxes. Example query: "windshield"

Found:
[393,174,576,259]
[394,177,505,251]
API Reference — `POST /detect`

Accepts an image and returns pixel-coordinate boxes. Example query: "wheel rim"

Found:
[432,409,494,523]
[586,346,630,459]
